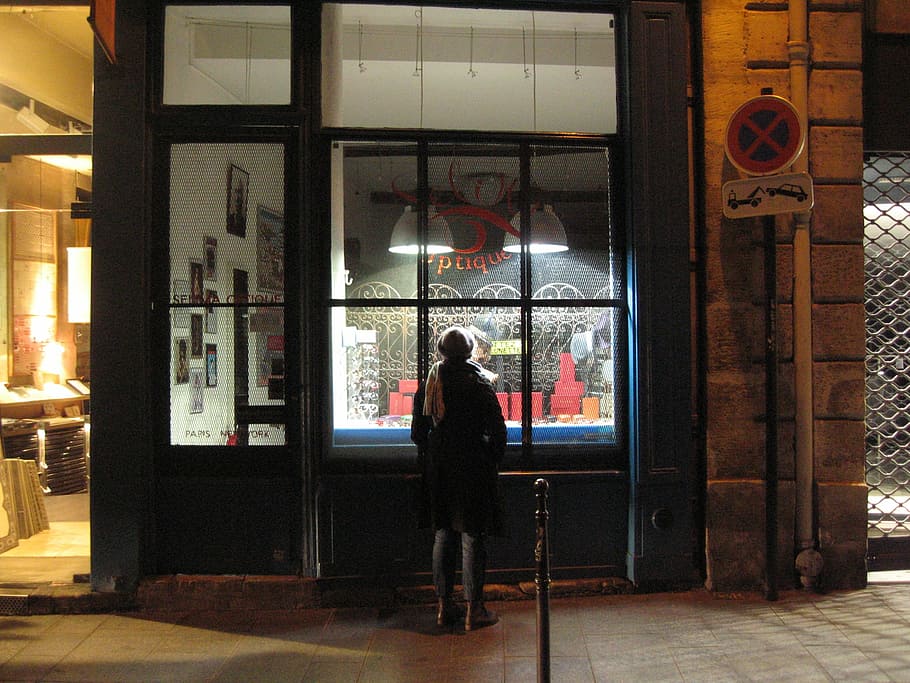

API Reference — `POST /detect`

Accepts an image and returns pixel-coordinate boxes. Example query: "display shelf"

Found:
[0,383,89,421]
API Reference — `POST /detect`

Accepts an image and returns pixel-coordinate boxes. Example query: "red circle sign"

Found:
[724,96,804,175]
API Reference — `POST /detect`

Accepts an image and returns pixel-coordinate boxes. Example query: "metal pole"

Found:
[759,86,779,603]
[764,210,779,602]
[535,478,551,683]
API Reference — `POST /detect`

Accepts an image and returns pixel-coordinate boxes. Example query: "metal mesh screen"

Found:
[168,143,286,446]
[333,140,625,451]
[865,152,910,538]
[530,146,620,299]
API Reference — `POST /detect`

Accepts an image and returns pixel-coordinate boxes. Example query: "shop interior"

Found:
[0,5,93,584]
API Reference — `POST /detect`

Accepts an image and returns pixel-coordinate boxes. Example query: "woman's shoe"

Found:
[436,598,464,627]
[465,601,499,631]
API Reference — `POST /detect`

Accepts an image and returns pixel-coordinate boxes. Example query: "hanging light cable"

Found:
[522,27,531,79]
[358,20,366,72]
[468,26,477,78]
[413,9,422,77]
[574,28,582,79]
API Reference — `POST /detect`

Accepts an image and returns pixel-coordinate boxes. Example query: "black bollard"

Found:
[535,478,551,683]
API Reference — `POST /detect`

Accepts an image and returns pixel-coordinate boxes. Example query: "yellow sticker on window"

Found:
[491,339,521,355]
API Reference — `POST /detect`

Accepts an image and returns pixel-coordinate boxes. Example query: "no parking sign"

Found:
[724,95,804,176]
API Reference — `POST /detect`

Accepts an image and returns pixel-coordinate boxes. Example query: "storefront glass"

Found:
[324,4,623,458]
[322,4,617,134]
[329,141,623,453]
[530,306,619,446]
[168,143,286,446]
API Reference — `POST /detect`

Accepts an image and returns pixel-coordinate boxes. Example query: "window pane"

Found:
[428,305,522,442]
[531,306,619,446]
[427,146,521,299]
[332,142,418,300]
[331,305,417,448]
[323,4,616,133]
[328,140,624,457]
[164,5,291,105]
[529,147,620,299]
[169,143,285,446]
[169,305,286,445]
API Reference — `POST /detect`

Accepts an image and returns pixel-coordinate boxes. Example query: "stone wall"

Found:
[702,0,866,591]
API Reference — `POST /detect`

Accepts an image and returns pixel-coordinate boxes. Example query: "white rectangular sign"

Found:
[723,172,814,219]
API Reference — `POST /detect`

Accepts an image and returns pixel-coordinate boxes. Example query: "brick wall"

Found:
[702,0,866,591]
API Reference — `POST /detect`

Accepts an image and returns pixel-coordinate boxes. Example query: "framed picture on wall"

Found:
[174,338,189,385]
[206,344,217,387]
[190,261,204,303]
[204,236,217,281]
[190,314,203,357]
[190,368,204,413]
[226,164,249,238]
[256,205,284,292]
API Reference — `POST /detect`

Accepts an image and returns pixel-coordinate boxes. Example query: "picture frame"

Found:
[204,236,217,281]
[256,205,284,292]
[189,368,204,413]
[206,344,218,387]
[174,338,189,385]
[226,164,249,237]
[190,261,204,304]
[190,314,203,357]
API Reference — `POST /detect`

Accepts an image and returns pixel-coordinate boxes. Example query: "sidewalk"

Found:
[2,581,910,682]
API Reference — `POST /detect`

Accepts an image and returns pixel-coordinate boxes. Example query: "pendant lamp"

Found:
[503,204,569,254]
[388,205,453,254]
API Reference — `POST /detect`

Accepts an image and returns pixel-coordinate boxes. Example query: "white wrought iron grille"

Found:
[865,152,910,538]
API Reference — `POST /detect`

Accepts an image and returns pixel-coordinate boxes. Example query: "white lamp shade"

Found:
[504,204,569,254]
[67,247,91,323]
[388,206,453,254]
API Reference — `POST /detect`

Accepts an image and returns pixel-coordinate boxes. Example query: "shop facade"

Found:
[88,0,870,594]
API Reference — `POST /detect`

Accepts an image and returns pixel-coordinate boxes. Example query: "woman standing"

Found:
[412,326,507,630]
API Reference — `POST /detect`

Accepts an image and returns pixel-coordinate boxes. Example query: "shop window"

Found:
[329,140,624,455]
[168,143,286,446]
[163,5,291,105]
[322,4,617,134]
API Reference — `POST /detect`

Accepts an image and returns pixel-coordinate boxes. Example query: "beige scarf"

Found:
[423,361,446,425]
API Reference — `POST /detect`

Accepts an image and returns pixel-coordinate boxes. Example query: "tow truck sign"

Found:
[722,172,814,219]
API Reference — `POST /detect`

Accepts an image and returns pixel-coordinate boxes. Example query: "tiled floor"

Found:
[2,522,89,558]
[3,586,910,682]
[0,493,89,584]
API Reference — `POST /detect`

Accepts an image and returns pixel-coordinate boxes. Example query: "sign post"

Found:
[723,89,808,602]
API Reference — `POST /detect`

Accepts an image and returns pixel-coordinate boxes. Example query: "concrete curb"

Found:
[2,575,638,615]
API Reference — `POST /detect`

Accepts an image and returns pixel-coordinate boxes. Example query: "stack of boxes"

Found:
[549,352,600,420]
[550,353,583,416]
[388,379,418,416]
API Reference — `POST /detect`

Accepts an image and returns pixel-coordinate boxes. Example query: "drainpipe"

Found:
[789,0,824,588]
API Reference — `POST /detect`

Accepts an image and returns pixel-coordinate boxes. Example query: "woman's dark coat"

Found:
[411,359,507,535]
